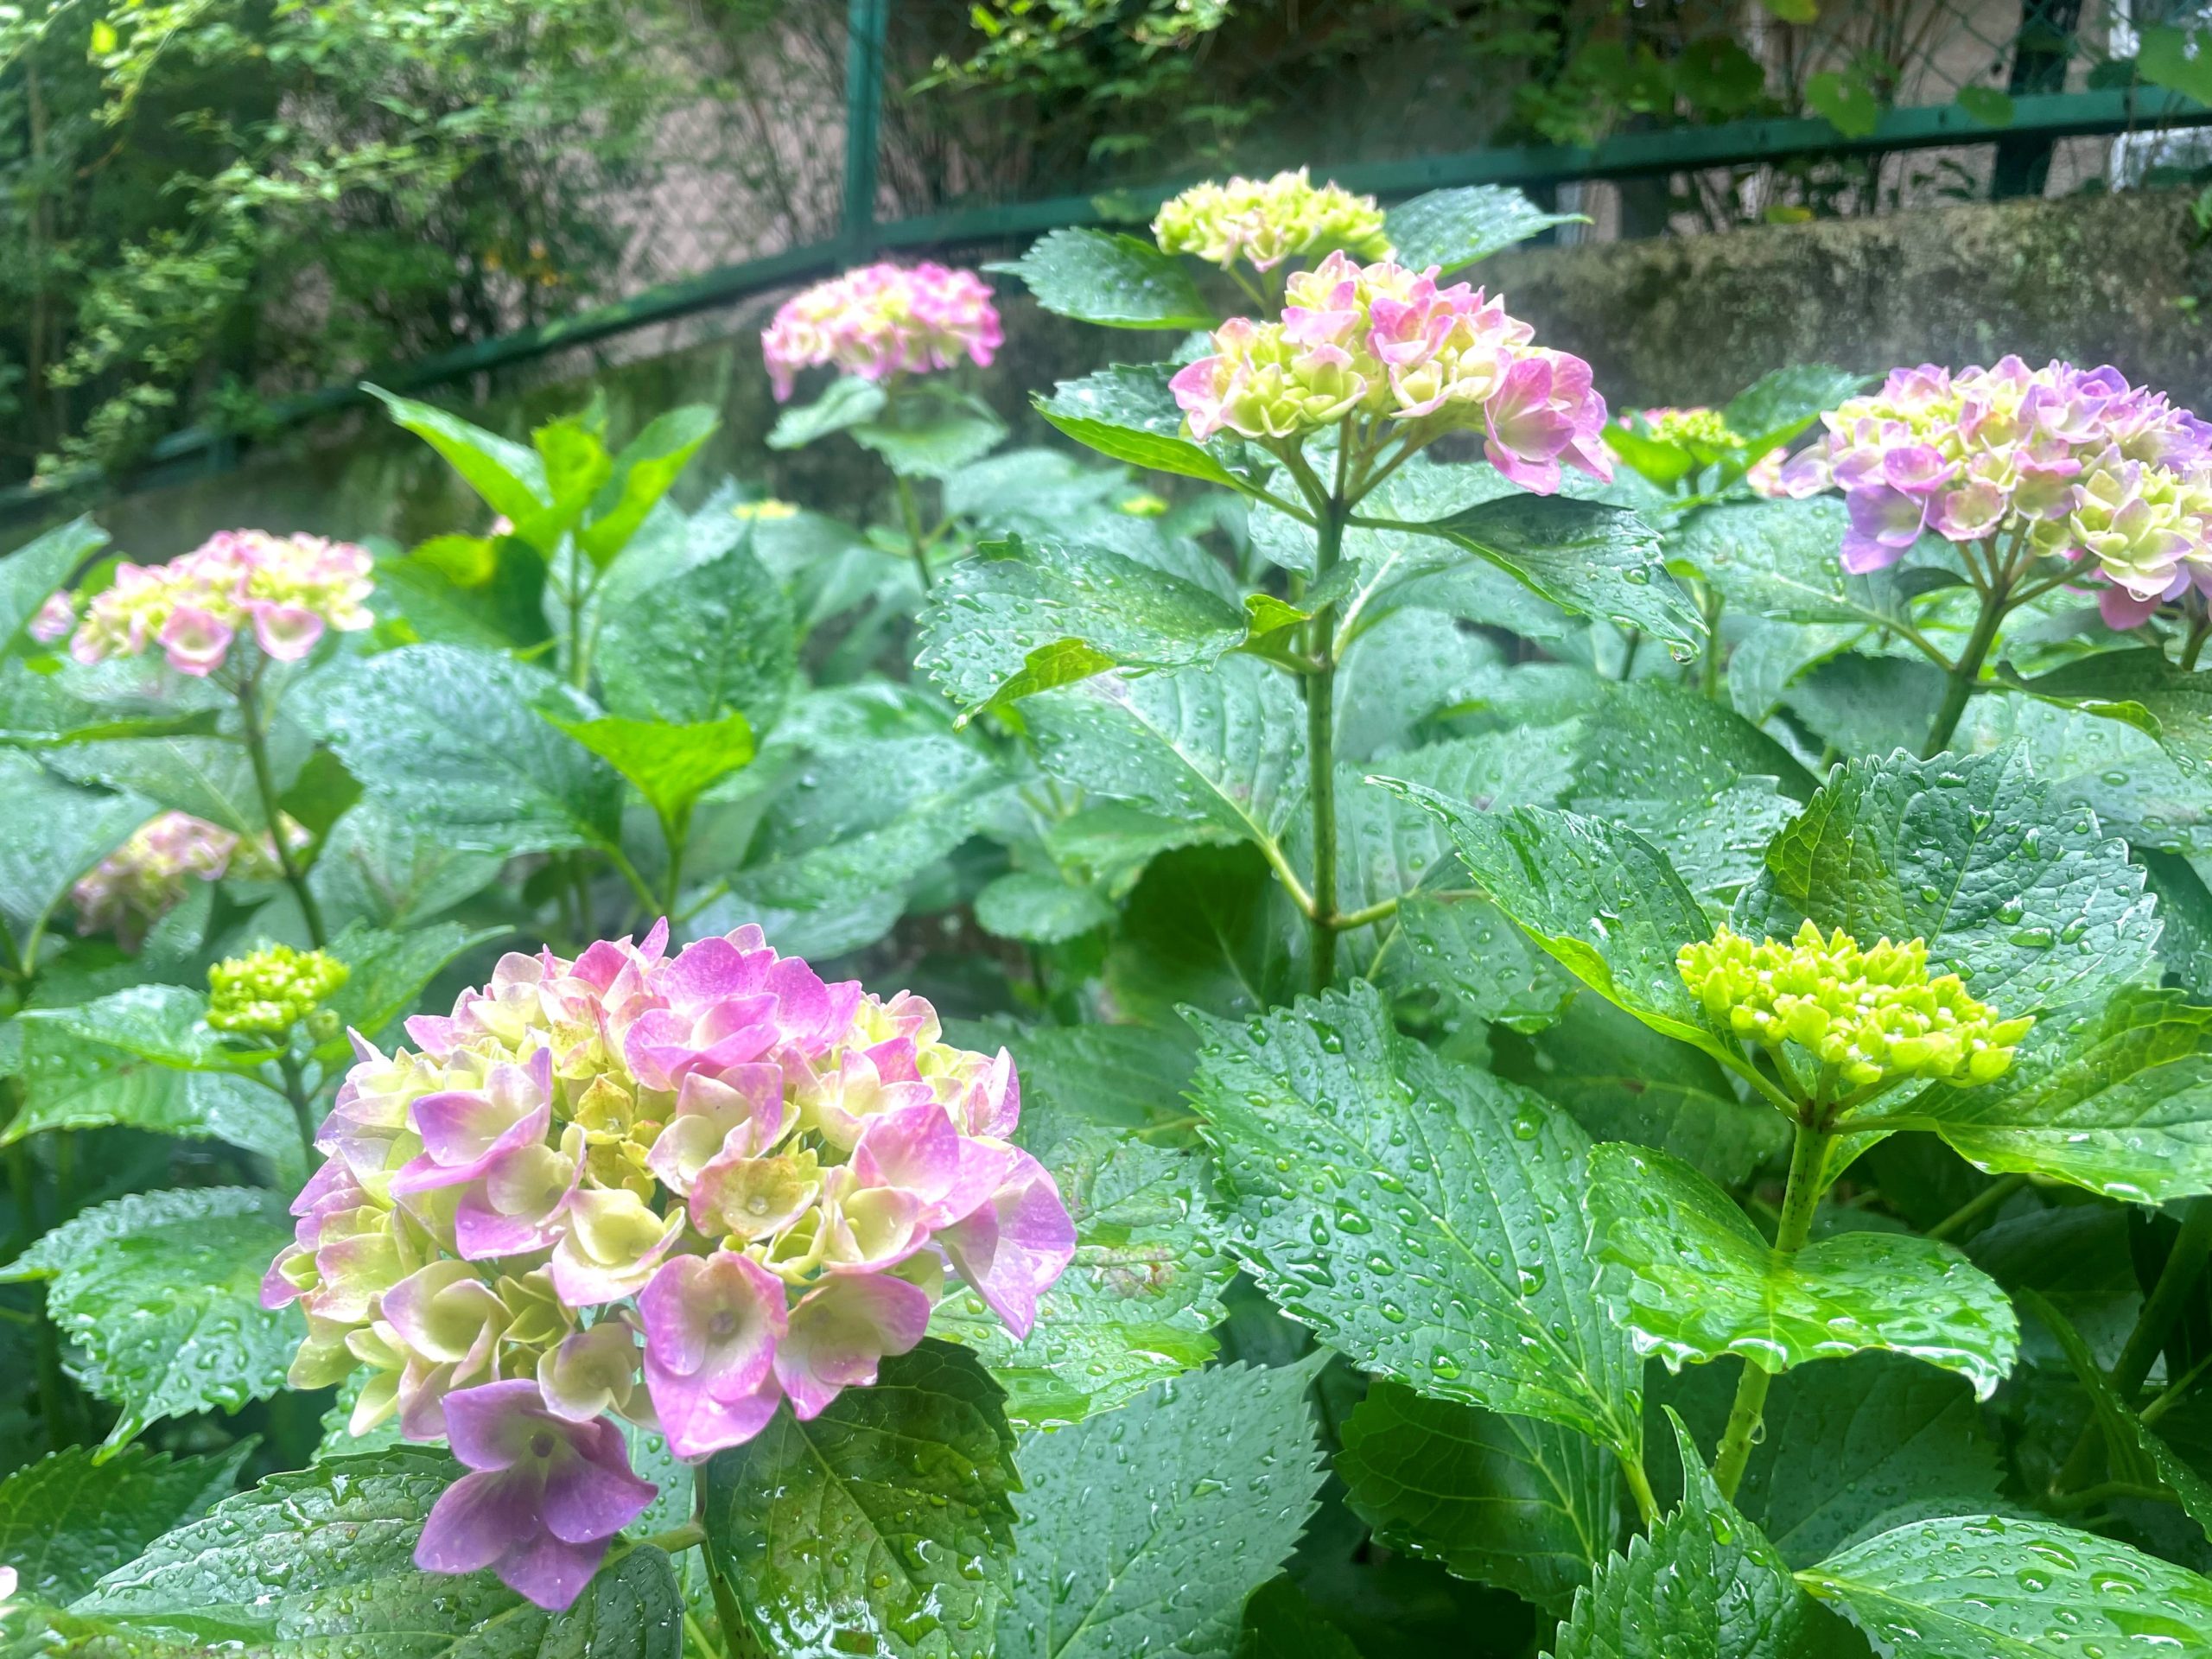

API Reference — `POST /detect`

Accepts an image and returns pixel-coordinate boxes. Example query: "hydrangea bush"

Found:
[6,169,2212,1659]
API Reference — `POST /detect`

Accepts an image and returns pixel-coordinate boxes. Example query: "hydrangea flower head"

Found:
[1170,251,1611,491]
[28,591,73,645]
[208,944,350,1035]
[1614,406,1789,498]
[72,810,308,950]
[1678,920,2032,1090]
[1153,168,1392,273]
[761,263,1002,402]
[267,921,1075,1608]
[64,530,373,677]
[1777,358,2212,623]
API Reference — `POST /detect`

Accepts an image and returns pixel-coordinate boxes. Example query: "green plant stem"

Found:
[1618,1451,1659,1529]
[1698,582,1725,699]
[895,474,932,590]
[1713,1120,1830,1499]
[1921,566,2011,760]
[237,673,327,948]
[2184,611,2212,672]
[277,1050,318,1156]
[659,809,692,921]
[567,558,602,691]
[1925,1173,2029,1242]
[2056,1194,2212,1492]
[1305,497,1347,994]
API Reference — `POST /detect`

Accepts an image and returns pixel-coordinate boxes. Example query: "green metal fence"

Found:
[11,0,2212,530]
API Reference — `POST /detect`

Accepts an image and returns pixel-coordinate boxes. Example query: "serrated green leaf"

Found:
[595,542,796,734]
[1675,497,1905,626]
[1188,982,1642,1457]
[0,517,105,653]
[1378,885,1577,1033]
[1382,185,1578,274]
[929,1116,1230,1426]
[0,1185,302,1447]
[1719,366,1866,460]
[308,798,505,931]
[1961,693,2212,856]
[1783,652,1940,759]
[701,1342,1017,1659]
[2143,848,2212,994]
[68,1445,682,1656]
[319,919,499,1053]
[1848,988,2212,1204]
[372,535,552,653]
[44,728,308,839]
[852,386,1007,481]
[1503,995,1789,1188]
[1583,780,1801,907]
[542,710,753,824]
[1735,746,2161,1015]
[1586,1143,2020,1397]
[365,385,550,527]
[1030,658,1307,855]
[577,405,717,565]
[1338,1381,1618,1618]
[0,750,149,967]
[0,1441,249,1603]
[1236,1580,1359,1659]
[990,1021,1194,1130]
[1037,365,1243,486]
[2011,648,2212,775]
[917,535,1249,720]
[1331,606,1503,762]
[971,872,1112,944]
[1362,493,1700,658]
[1545,1413,1835,1659]
[308,645,623,858]
[1104,844,1304,1024]
[1727,620,1866,725]
[766,374,887,450]
[989,228,1212,329]
[1799,1516,2212,1657]
[1000,1360,1325,1659]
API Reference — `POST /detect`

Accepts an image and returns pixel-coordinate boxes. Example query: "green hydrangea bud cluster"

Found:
[1676,920,2032,1089]
[1647,407,1739,449]
[1153,168,1392,273]
[209,944,350,1036]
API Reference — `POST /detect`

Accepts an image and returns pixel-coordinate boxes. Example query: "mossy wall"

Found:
[71,187,2212,559]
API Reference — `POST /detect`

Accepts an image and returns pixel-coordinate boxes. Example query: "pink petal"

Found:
[774,1274,932,1421]
[416,1469,542,1576]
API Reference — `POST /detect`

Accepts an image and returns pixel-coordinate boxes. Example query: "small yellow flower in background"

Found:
[732,499,799,521]
[1677,919,2033,1090]
[1117,491,1169,518]
[209,944,350,1036]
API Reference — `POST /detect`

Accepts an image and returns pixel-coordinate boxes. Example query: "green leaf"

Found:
[2143,847,2212,994]
[1736,746,2162,1015]
[1800,1516,2212,1657]
[989,228,1213,329]
[1805,69,1882,138]
[1783,652,1939,759]
[2010,648,2212,776]
[68,1446,683,1656]
[595,542,797,734]
[734,734,1005,909]
[577,404,718,565]
[1029,658,1307,852]
[852,386,1007,481]
[0,516,105,653]
[45,728,308,838]
[1728,620,1866,726]
[1331,606,1503,763]
[0,1185,302,1447]
[320,920,500,1052]
[1037,365,1243,487]
[1381,886,1577,1033]
[701,1342,1017,1659]
[372,536,552,652]
[1382,185,1579,274]
[999,1360,1325,1659]
[309,644,623,858]
[1961,694,2212,856]
[542,710,753,824]
[0,750,149,965]
[1848,988,2212,1204]
[1382,785,1740,1067]
[766,374,887,450]
[971,871,1112,944]
[1503,995,1790,1189]
[308,798,505,931]
[1372,493,1701,659]
[918,535,1249,721]
[1675,497,1905,627]
[989,1021,1194,1130]
[1236,1580,1359,1659]
[929,1116,1230,1426]
[365,384,550,526]
[1955,85,2015,126]
[1546,1412,1835,1659]
[1188,982,1643,1458]
[1105,844,1304,1023]
[1687,1351,2005,1569]
[1586,1143,2020,1398]
[1719,365,1866,459]
[2139,22,2212,107]
[1338,1381,1618,1618]
[0,1441,249,1603]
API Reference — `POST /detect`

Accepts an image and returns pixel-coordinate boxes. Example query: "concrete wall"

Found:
[67,187,2212,559]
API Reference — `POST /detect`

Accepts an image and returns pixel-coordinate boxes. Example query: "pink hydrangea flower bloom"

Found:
[268,920,1077,1610]
[1169,251,1611,493]
[1780,358,2212,619]
[416,1380,656,1611]
[60,530,373,677]
[28,590,73,644]
[762,263,1001,402]
[67,810,301,950]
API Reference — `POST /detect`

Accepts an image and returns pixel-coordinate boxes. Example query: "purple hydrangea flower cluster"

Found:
[1777,358,2212,626]
[761,262,1002,403]
[1171,250,1612,493]
[265,922,1075,1609]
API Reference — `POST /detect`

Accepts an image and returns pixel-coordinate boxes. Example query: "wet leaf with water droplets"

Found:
[988,228,1214,330]
[1382,184,1580,274]
[1036,365,1244,486]
[0,1440,251,1603]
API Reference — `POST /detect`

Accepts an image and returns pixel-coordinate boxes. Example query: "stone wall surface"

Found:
[48,188,2212,560]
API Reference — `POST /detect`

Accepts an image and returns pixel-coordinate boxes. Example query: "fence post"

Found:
[842,0,888,260]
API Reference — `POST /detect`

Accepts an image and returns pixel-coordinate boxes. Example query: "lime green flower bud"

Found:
[1645,407,1740,449]
[1153,168,1391,273]
[1676,920,2032,1090]
[1117,491,1169,518]
[209,944,351,1035]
